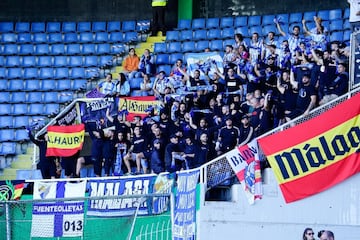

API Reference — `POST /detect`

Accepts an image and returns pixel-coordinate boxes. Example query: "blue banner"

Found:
[173,170,200,240]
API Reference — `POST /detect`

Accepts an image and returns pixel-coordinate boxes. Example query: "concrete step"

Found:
[146,36,166,43]
[16,154,33,162]
[11,159,33,169]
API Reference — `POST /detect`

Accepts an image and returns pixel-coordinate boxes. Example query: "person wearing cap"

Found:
[164,134,185,173]
[150,138,165,174]
[215,115,240,155]
[238,115,254,146]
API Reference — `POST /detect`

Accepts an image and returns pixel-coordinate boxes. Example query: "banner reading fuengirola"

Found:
[225,139,262,204]
[173,169,200,240]
[258,93,360,203]
[31,181,87,238]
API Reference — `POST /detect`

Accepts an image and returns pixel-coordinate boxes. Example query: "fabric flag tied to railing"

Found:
[46,124,85,157]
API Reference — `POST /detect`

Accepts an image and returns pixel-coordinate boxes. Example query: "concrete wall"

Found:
[199,169,360,240]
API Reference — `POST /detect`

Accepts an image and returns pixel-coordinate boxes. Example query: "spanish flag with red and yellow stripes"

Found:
[258,93,360,203]
[46,124,85,157]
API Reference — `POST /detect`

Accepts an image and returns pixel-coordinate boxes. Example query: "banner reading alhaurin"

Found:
[258,93,360,203]
[118,96,160,121]
[46,124,85,157]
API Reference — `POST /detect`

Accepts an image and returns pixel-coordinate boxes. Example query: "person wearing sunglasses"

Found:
[303,228,315,240]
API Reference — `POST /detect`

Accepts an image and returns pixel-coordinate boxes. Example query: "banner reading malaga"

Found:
[46,124,85,157]
[258,93,360,203]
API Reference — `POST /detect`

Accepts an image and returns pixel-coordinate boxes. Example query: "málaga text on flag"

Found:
[46,124,85,157]
[31,181,87,238]
[225,139,262,204]
[258,93,360,203]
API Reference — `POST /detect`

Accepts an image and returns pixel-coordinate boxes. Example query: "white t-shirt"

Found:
[348,0,360,23]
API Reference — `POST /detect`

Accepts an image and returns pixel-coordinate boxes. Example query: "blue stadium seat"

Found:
[23,68,38,79]
[111,44,126,55]
[344,8,350,19]
[276,13,289,24]
[51,44,65,55]
[31,22,45,33]
[0,22,14,33]
[17,33,32,43]
[192,18,206,29]
[15,22,30,33]
[109,32,123,43]
[62,22,76,33]
[0,142,16,155]
[248,16,261,26]
[6,56,21,67]
[122,21,136,32]
[168,42,181,53]
[79,32,93,43]
[18,44,34,55]
[317,10,330,21]
[129,77,142,89]
[0,56,4,66]
[39,68,54,79]
[193,29,207,41]
[28,104,44,115]
[166,30,179,41]
[96,43,111,55]
[182,41,196,53]
[77,22,91,32]
[262,15,275,26]
[263,25,277,36]
[180,30,193,41]
[13,116,30,128]
[0,104,12,115]
[0,79,8,90]
[69,56,83,67]
[210,40,223,51]
[44,104,60,116]
[329,20,343,32]
[11,92,26,103]
[41,79,56,91]
[0,116,13,129]
[343,19,351,30]
[177,19,191,30]
[34,44,50,55]
[92,21,107,32]
[107,21,121,32]
[0,68,6,79]
[208,29,221,40]
[330,31,343,42]
[3,44,18,55]
[206,18,219,29]
[249,25,263,36]
[58,92,74,103]
[221,27,235,39]
[57,79,72,90]
[0,129,15,142]
[1,33,17,43]
[155,54,169,65]
[235,26,249,37]
[136,20,151,33]
[124,32,138,44]
[84,56,99,67]
[82,43,96,55]
[169,53,184,65]
[27,92,43,103]
[86,68,100,79]
[43,92,59,103]
[220,17,234,29]
[64,33,78,43]
[15,129,29,141]
[94,32,109,43]
[46,22,61,33]
[38,56,53,67]
[9,79,24,91]
[48,33,63,43]
[343,30,351,43]
[54,67,69,79]
[328,9,343,20]
[157,65,171,75]
[12,104,28,115]
[24,79,41,91]
[0,92,10,103]
[32,33,47,43]
[303,11,316,22]
[289,12,303,23]
[54,56,68,67]
[72,79,88,90]
[154,42,167,53]
[99,55,113,67]
[196,40,209,52]
[70,68,86,79]
[66,43,81,55]
[7,68,22,79]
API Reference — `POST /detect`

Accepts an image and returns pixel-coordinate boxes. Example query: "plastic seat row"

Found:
[0,129,30,142]
[0,142,17,156]
[0,31,137,44]
[0,79,87,92]
[0,43,125,56]
[0,103,60,116]
[0,91,74,104]
[0,20,150,34]
[1,55,113,68]
[175,9,348,30]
